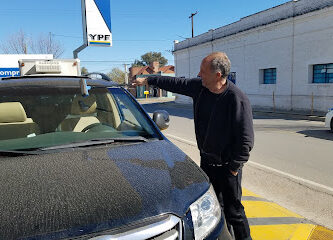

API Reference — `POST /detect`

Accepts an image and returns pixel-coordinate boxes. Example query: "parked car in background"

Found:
[0,60,230,240]
[325,108,333,132]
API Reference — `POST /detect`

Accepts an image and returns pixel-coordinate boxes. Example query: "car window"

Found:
[0,86,160,151]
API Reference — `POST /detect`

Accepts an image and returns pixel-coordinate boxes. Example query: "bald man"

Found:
[133,52,254,240]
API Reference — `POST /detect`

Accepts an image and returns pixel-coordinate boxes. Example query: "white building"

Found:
[173,0,333,113]
[0,54,53,78]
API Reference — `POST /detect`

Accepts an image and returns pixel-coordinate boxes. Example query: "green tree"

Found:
[81,67,88,75]
[132,52,168,67]
[107,68,125,84]
[132,59,145,67]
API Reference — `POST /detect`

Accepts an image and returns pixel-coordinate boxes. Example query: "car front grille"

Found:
[89,215,182,240]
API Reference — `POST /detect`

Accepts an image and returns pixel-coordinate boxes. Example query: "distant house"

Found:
[129,61,175,98]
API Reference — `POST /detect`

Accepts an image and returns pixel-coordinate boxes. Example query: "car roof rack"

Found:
[84,72,112,81]
[1,75,87,80]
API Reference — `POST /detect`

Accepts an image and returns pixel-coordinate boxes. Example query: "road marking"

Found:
[248,217,311,226]
[308,225,333,240]
[290,224,316,240]
[242,189,261,197]
[165,133,333,195]
[250,224,316,240]
[242,196,271,202]
[243,201,303,218]
[165,133,333,239]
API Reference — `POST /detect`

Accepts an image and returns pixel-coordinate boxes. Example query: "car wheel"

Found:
[330,119,333,133]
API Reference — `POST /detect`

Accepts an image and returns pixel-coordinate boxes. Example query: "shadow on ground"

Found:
[141,102,325,124]
[297,130,333,141]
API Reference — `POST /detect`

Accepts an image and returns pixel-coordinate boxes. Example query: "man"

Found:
[133,52,254,240]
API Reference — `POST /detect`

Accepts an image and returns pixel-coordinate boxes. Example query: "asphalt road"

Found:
[142,102,333,189]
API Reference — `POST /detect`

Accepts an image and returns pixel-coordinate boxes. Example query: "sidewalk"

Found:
[166,134,333,240]
[137,97,326,122]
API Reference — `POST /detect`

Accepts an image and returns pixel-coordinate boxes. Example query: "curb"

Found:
[247,161,333,197]
[165,133,333,197]
[253,109,325,122]
[165,133,333,239]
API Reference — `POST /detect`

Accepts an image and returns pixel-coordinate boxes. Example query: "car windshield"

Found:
[0,86,160,151]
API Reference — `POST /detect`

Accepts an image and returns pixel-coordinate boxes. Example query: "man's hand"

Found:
[230,170,238,176]
[132,77,148,86]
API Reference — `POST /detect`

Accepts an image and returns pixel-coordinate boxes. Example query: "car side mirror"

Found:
[153,110,170,130]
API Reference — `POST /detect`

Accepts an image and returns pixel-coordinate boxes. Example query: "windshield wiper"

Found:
[108,136,149,142]
[41,136,148,151]
[41,139,116,151]
[0,149,41,156]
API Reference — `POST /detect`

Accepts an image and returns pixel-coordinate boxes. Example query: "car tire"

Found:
[330,119,333,133]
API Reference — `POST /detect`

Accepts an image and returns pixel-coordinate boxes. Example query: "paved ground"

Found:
[139,99,333,188]
[167,136,333,240]
[138,97,333,240]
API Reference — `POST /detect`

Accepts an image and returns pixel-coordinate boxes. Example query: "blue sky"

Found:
[0,0,290,73]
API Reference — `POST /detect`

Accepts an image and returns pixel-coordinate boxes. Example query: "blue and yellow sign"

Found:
[84,0,112,47]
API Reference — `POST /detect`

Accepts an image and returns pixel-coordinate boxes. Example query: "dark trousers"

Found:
[201,163,252,240]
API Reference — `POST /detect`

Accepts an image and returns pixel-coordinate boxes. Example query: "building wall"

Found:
[173,4,333,112]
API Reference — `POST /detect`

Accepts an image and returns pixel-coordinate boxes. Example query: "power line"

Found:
[81,59,174,63]
[51,34,174,42]
[81,60,135,63]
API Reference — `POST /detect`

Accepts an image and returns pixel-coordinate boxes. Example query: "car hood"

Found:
[0,140,209,239]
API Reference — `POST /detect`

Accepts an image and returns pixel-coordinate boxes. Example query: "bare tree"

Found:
[0,30,29,54]
[0,31,64,58]
[30,33,64,58]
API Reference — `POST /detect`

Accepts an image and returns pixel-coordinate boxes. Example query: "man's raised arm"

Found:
[132,76,202,98]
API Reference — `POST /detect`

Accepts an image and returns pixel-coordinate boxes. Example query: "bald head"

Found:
[204,52,231,79]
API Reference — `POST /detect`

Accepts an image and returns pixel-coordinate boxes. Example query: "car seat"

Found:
[59,95,100,132]
[0,102,40,140]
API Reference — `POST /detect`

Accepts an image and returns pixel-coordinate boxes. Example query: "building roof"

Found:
[129,63,174,79]
[159,66,175,73]
[174,0,333,52]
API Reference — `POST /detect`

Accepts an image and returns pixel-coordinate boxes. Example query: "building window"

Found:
[263,68,276,84]
[313,64,333,83]
[228,72,236,84]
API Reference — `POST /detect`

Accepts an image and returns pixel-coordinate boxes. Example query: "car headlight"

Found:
[189,185,221,240]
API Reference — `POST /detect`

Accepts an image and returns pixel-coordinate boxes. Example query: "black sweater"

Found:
[147,76,254,172]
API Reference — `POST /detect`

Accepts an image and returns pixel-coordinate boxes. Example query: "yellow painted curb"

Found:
[244,201,303,218]
[243,188,261,197]
[308,225,333,240]
[290,224,316,240]
[251,224,316,240]
[242,188,333,240]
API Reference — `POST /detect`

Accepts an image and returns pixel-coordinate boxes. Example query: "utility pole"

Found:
[189,11,198,38]
[24,44,27,54]
[49,32,52,53]
[123,64,128,85]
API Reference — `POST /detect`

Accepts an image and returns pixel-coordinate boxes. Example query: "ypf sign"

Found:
[84,0,112,46]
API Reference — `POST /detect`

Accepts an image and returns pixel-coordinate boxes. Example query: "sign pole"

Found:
[73,0,88,59]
